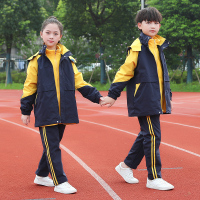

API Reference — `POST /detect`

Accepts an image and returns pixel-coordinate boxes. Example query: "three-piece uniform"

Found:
[20,43,101,185]
[108,32,172,180]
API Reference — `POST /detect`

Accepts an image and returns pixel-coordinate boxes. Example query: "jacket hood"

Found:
[130,32,169,52]
[27,43,76,63]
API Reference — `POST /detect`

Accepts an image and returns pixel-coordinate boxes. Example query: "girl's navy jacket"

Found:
[20,44,101,127]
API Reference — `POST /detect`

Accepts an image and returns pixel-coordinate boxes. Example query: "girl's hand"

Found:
[100,96,116,107]
[21,115,30,125]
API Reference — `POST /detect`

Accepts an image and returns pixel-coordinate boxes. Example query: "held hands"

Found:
[21,115,30,125]
[100,96,116,107]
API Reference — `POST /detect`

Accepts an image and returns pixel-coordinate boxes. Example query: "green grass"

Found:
[170,82,200,92]
[0,82,200,92]
[92,81,200,92]
[0,83,24,90]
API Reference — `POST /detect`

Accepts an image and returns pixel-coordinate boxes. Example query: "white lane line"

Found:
[0,118,121,200]
[61,145,121,200]
[161,120,200,130]
[79,108,200,129]
[80,119,200,158]
[138,167,183,171]
[173,96,200,100]
[172,112,200,118]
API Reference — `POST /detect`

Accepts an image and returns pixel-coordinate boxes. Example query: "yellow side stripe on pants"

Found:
[42,127,58,185]
[147,116,158,179]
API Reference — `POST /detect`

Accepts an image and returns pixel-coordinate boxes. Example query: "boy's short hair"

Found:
[135,7,162,23]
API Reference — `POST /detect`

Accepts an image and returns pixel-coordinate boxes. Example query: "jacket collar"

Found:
[39,43,72,57]
[139,32,169,49]
[139,32,151,46]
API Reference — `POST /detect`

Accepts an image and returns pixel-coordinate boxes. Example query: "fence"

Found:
[0,59,28,72]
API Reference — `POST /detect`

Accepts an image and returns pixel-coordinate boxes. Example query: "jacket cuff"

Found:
[21,109,31,115]
[108,92,118,100]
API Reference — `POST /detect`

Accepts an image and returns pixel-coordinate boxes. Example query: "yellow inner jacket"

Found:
[113,35,166,113]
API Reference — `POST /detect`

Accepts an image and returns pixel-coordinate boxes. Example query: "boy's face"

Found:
[138,21,161,38]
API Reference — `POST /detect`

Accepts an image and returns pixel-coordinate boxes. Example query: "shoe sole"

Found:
[146,184,174,191]
[54,188,77,194]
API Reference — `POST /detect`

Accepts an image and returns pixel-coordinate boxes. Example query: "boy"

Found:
[101,7,174,190]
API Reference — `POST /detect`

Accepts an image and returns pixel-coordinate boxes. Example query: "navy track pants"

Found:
[124,115,162,180]
[36,124,68,185]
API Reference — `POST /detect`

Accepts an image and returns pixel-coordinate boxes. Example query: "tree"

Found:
[56,0,139,84]
[147,0,200,83]
[39,0,60,16]
[0,0,44,85]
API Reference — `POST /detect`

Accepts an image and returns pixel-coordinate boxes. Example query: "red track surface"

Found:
[0,90,200,200]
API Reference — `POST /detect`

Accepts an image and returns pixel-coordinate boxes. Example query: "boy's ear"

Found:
[137,22,142,30]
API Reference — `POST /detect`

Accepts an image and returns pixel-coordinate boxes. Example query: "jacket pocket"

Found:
[134,83,140,97]
[35,93,38,105]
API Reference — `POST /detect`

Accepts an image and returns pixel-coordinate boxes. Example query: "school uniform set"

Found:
[20,43,102,185]
[108,32,172,180]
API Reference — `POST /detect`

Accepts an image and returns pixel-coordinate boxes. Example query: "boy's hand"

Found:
[100,96,116,107]
[21,115,30,125]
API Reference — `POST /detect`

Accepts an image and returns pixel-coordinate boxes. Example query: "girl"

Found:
[20,16,103,194]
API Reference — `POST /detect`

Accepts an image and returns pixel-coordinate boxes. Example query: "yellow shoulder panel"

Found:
[69,56,76,63]
[130,38,142,51]
[27,52,40,61]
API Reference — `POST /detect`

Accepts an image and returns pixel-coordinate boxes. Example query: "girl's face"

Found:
[40,23,62,50]
[138,20,161,38]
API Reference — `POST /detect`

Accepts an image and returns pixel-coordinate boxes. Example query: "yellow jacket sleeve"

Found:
[72,63,92,89]
[113,50,139,83]
[21,57,38,98]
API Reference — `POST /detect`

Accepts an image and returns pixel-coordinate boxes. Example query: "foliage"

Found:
[17,32,43,59]
[56,0,139,43]
[147,0,200,49]
[1,79,200,92]
[61,31,99,66]
[170,82,200,92]
[147,0,200,82]
[0,0,45,84]
[0,72,26,84]
[169,69,200,84]
[0,0,45,50]
[80,68,117,83]
[39,0,60,16]
[55,0,140,70]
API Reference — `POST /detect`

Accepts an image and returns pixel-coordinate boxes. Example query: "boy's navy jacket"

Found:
[20,44,101,127]
[108,32,172,117]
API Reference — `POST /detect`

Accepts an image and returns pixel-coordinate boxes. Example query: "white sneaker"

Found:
[34,175,54,187]
[146,178,174,190]
[54,181,77,194]
[115,162,139,184]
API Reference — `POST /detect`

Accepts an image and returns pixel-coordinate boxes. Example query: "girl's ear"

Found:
[40,31,43,39]
[58,35,62,43]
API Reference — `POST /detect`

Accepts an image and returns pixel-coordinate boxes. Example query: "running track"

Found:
[0,90,200,200]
